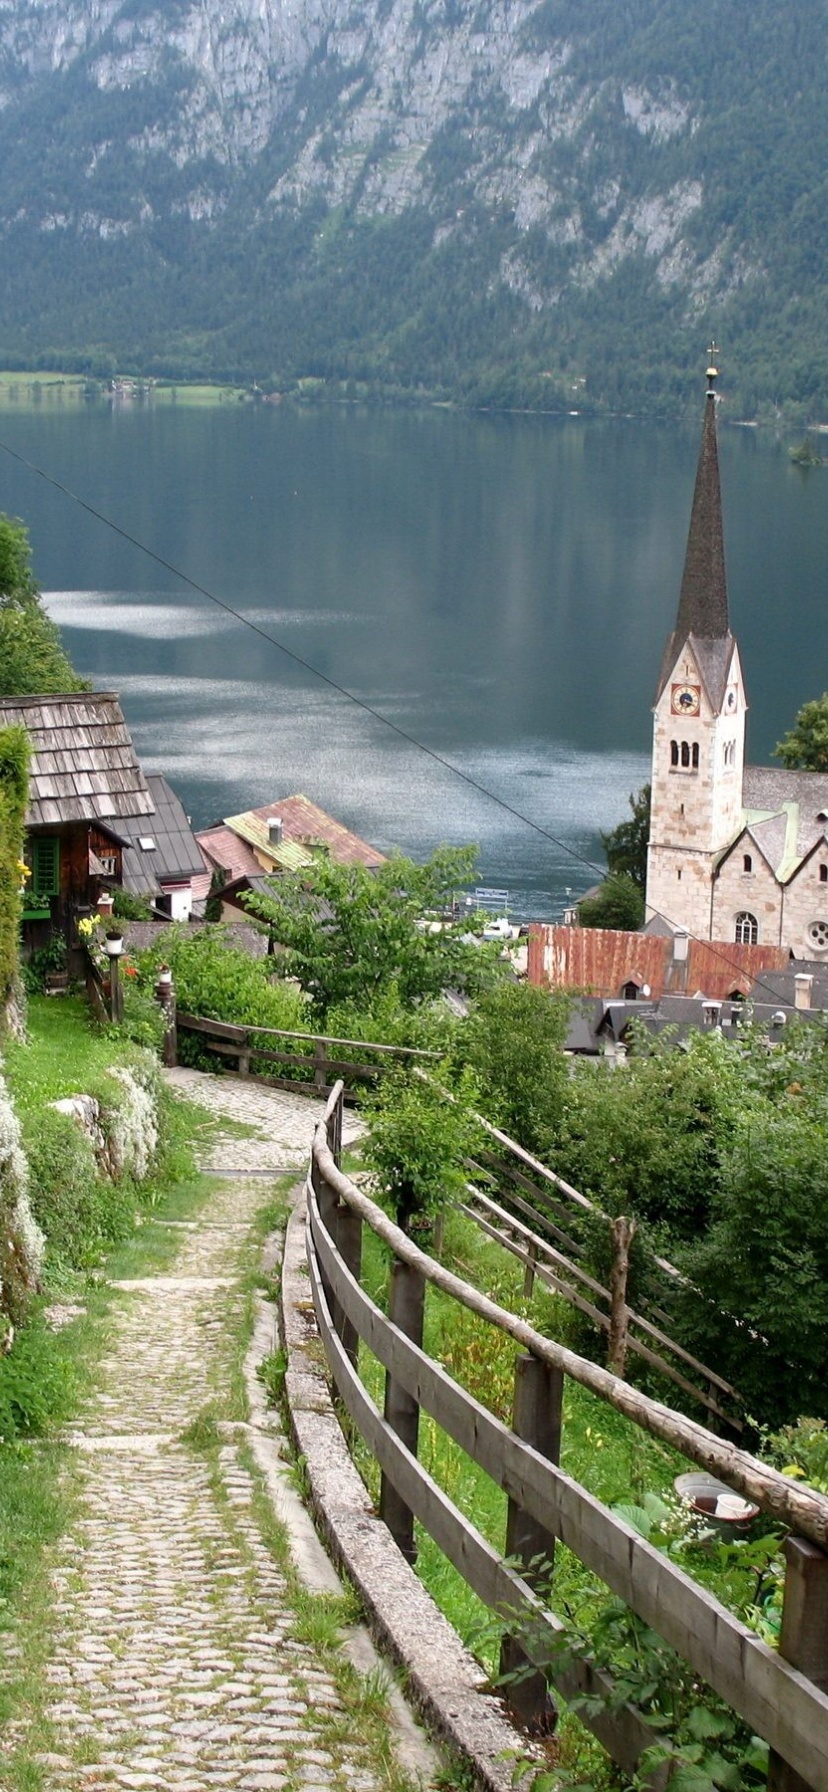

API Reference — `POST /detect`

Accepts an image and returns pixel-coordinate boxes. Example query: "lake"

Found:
[0,397,824,918]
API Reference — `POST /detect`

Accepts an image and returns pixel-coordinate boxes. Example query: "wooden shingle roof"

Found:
[0,692,154,827]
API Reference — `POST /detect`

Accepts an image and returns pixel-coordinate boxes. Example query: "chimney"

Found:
[794,973,813,1011]
[672,930,689,962]
[267,816,283,847]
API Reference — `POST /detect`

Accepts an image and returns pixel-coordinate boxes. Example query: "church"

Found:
[645,357,828,959]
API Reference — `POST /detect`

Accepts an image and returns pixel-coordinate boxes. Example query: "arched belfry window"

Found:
[743,854,753,873]
[670,741,679,767]
[681,741,690,767]
[692,742,699,769]
[735,912,758,945]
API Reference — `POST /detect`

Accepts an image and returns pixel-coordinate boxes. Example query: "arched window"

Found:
[743,854,752,873]
[681,741,690,767]
[820,865,828,884]
[670,741,679,767]
[735,912,758,945]
[692,742,699,769]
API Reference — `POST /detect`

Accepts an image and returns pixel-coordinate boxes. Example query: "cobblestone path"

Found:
[163,1068,363,1178]
[2,1078,406,1792]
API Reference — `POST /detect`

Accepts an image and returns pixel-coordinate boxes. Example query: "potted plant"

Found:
[104,922,124,956]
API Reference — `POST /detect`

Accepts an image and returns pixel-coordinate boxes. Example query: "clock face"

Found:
[671,683,701,716]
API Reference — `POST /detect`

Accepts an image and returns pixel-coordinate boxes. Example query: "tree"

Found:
[361,1067,482,1237]
[578,872,644,932]
[0,514,88,697]
[775,693,828,771]
[243,846,499,1020]
[601,784,650,891]
[0,517,38,608]
[457,979,570,1158]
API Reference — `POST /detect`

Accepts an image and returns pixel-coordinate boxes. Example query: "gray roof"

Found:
[120,774,205,892]
[743,765,828,858]
[0,691,153,828]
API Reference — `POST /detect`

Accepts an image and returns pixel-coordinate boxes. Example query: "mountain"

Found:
[0,0,827,413]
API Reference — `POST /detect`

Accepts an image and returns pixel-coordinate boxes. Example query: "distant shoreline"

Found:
[0,370,823,432]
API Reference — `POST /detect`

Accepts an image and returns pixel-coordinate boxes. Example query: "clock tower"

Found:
[645,352,747,938]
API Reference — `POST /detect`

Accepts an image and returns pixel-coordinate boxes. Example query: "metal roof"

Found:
[120,774,205,893]
[528,924,790,1002]
[0,692,153,827]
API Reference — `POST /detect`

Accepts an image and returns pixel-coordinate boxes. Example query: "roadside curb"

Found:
[280,1182,536,1792]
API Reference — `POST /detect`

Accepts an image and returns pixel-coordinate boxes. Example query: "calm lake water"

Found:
[0,399,824,918]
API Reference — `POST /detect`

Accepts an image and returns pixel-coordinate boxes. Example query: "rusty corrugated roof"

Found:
[528,925,789,1002]
[0,691,153,826]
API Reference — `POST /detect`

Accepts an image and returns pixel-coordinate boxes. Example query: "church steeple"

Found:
[656,347,733,706]
[674,350,728,642]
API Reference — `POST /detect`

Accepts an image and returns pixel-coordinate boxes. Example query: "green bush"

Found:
[134,926,310,1039]
[455,979,570,1158]
[0,726,29,1014]
[0,1321,78,1440]
[361,1066,482,1238]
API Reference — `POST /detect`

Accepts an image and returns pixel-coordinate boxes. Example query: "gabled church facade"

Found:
[646,357,828,959]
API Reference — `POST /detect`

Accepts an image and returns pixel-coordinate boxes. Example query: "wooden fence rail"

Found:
[176,1005,739,1420]
[176,1011,439,1098]
[306,1081,828,1792]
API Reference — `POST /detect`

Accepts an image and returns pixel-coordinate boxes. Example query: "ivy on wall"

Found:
[0,726,30,1019]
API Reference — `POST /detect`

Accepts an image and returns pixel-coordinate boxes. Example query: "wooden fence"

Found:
[176,1008,739,1422]
[306,1081,828,1792]
[176,1012,439,1097]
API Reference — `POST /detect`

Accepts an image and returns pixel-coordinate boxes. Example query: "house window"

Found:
[621,981,639,1000]
[735,912,758,945]
[743,854,753,873]
[808,920,828,950]
[31,836,60,896]
[671,741,679,767]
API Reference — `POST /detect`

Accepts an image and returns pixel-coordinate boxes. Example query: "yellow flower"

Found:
[17,860,30,880]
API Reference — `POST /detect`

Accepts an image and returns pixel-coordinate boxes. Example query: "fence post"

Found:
[768,1535,828,1792]
[379,1260,425,1565]
[314,1038,328,1097]
[522,1238,538,1300]
[335,1198,362,1371]
[329,1085,343,1167]
[499,1352,563,1734]
[314,1161,341,1341]
[607,1215,636,1379]
[154,973,177,1067]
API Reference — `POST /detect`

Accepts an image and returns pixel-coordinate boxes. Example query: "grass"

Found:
[0,371,248,407]
[3,995,135,1112]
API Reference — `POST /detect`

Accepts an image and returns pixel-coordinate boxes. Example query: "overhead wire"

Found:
[0,432,807,1012]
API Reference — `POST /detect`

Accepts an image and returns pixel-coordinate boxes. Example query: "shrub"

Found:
[134,926,310,1039]
[456,980,570,1157]
[362,1067,483,1238]
[0,1067,42,1330]
[0,1321,78,1440]
[0,726,29,1017]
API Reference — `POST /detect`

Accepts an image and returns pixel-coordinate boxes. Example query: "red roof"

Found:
[234,794,385,868]
[528,925,789,1002]
[195,825,262,882]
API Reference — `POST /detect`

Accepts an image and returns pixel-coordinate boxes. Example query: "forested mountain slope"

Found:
[0,0,826,412]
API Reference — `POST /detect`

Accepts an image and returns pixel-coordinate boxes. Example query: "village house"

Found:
[3,691,154,963]
[195,793,385,918]
[118,773,204,921]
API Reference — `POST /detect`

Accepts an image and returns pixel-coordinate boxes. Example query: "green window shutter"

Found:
[31,836,60,897]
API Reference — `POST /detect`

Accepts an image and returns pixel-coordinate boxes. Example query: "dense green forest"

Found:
[0,0,827,412]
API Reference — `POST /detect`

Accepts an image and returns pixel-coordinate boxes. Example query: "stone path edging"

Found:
[280,1188,532,1792]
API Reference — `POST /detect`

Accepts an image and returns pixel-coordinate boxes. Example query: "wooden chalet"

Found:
[1,692,154,960]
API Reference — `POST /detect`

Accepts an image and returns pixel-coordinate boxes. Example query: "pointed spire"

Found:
[674,345,729,641]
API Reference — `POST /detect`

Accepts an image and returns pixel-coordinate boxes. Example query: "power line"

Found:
[0,432,805,1009]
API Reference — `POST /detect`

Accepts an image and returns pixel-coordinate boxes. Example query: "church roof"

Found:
[675,390,729,643]
[656,379,733,707]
